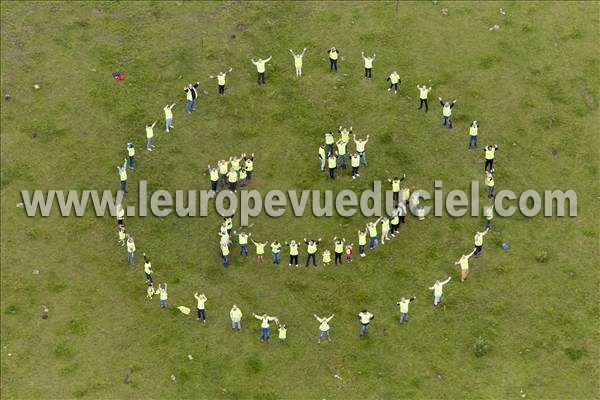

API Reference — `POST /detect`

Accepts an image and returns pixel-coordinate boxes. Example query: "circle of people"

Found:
[113,45,501,343]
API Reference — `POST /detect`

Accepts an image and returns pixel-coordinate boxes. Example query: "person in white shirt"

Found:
[429,277,451,306]
[289,48,306,78]
[157,283,168,308]
[314,314,334,343]
[252,313,278,343]
[194,293,207,323]
[230,305,243,331]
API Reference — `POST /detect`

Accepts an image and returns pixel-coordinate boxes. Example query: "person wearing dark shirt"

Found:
[184,82,199,113]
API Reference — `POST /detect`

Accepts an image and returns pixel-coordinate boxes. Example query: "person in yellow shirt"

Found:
[353,133,370,166]
[304,238,322,268]
[227,169,238,193]
[145,121,157,151]
[116,202,125,226]
[126,235,135,265]
[357,310,374,336]
[117,159,128,193]
[429,277,451,306]
[351,152,361,179]
[220,242,230,268]
[271,241,282,265]
[146,282,154,299]
[208,164,219,193]
[252,313,278,343]
[184,82,199,113]
[327,47,340,71]
[289,48,306,78]
[336,139,347,170]
[417,84,432,112]
[251,239,268,264]
[194,293,208,323]
[454,250,475,282]
[333,237,345,265]
[318,145,327,172]
[127,143,135,169]
[230,305,243,331]
[143,253,153,283]
[157,283,168,308]
[277,323,287,345]
[438,97,457,129]
[386,71,401,94]
[315,314,334,343]
[285,240,300,267]
[397,296,416,323]
[322,249,332,267]
[473,229,490,257]
[357,228,367,257]
[367,217,382,250]
[486,170,495,199]
[117,225,126,246]
[233,231,251,257]
[387,174,406,203]
[325,130,335,156]
[218,159,229,187]
[327,152,337,180]
[251,56,272,85]
[468,121,479,149]
[338,125,351,144]
[244,153,254,181]
[163,103,175,132]
[484,144,498,171]
[209,68,232,96]
[361,51,376,79]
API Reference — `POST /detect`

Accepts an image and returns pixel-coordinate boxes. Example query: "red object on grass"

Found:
[114,74,125,81]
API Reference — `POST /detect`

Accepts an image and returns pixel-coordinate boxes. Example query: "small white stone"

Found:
[33,84,40,90]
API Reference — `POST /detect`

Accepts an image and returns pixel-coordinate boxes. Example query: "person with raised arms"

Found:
[270,240,282,265]
[207,164,219,193]
[251,56,272,85]
[351,151,361,179]
[143,252,153,283]
[333,237,345,265]
[145,120,157,151]
[117,225,126,246]
[184,82,199,113]
[127,142,135,169]
[473,229,490,257]
[157,283,168,309]
[327,152,337,180]
[314,313,335,344]
[417,84,432,112]
[163,103,175,132]
[251,238,268,264]
[218,159,229,188]
[227,168,238,193]
[233,231,251,257]
[304,238,322,268]
[289,48,306,78]
[357,228,367,257]
[468,121,479,149]
[357,309,374,336]
[361,51,376,80]
[325,131,335,156]
[336,138,347,170]
[339,125,352,144]
[244,153,255,181]
[367,217,382,250]
[277,323,288,345]
[353,134,370,166]
[117,159,128,193]
[380,217,391,245]
[285,240,300,267]
[484,144,498,171]
[252,312,278,343]
[209,68,233,96]
[387,174,406,204]
[322,248,332,267]
[438,97,457,130]
[194,292,208,323]
[486,170,495,199]
[454,250,476,282]
[429,277,451,306]
[397,296,416,323]
[220,242,230,268]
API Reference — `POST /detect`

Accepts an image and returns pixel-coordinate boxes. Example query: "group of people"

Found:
[108,44,506,345]
[319,126,371,180]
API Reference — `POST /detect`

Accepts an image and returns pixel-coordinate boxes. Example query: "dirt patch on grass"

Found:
[582,88,596,110]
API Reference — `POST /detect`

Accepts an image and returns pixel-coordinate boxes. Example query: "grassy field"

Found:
[1,1,599,399]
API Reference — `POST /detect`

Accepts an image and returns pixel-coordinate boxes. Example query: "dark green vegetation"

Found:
[1,1,598,399]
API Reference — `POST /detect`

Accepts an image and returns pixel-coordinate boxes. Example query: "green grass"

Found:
[1,1,599,399]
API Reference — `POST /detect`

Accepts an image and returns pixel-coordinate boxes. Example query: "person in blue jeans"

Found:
[252,313,278,343]
[127,143,135,169]
[358,310,374,336]
[117,159,128,193]
[468,121,479,149]
[184,82,199,113]
[271,241,282,264]
[439,97,457,129]
[304,238,321,268]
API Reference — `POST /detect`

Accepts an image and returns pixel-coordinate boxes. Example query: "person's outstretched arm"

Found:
[301,48,307,57]
[441,277,452,285]
[265,56,272,63]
